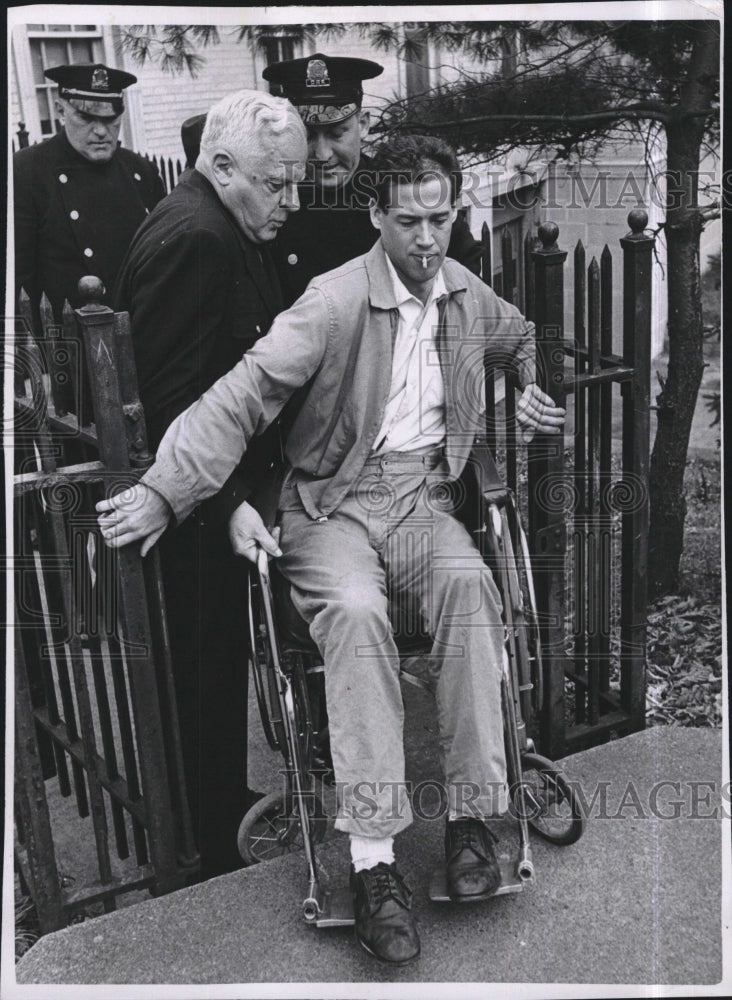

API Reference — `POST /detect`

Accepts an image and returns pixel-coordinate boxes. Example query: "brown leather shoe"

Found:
[445,818,501,902]
[350,862,421,964]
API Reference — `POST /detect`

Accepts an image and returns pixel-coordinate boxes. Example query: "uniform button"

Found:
[84,248,94,258]
[287,253,298,265]
[70,210,79,220]
[59,173,68,184]
[134,172,141,181]
[255,325,261,334]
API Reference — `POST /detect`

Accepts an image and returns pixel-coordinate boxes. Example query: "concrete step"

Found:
[15,727,726,987]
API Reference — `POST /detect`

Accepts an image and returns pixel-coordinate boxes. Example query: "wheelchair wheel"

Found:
[516,752,584,846]
[237,790,327,865]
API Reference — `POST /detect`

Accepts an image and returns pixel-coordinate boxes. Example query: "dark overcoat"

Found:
[114,167,284,517]
[113,168,285,877]
[13,130,164,320]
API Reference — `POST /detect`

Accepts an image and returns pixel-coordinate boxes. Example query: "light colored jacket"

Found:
[143,240,537,522]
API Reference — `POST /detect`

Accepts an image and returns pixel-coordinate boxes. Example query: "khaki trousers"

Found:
[278,452,508,838]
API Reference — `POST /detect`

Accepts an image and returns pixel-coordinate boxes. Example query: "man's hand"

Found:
[96,485,171,557]
[516,383,566,443]
[228,500,283,563]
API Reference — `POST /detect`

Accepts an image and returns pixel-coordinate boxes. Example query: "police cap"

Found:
[181,113,207,167]
[262,53,383,126]
[44,63,137,117]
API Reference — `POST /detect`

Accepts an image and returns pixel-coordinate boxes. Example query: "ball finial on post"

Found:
[538,222,559,252]
[627,209,648,235]
[77,276,106,307]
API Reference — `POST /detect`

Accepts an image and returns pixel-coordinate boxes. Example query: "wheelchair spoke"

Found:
[517,752,584,846]
[237,790,328,865]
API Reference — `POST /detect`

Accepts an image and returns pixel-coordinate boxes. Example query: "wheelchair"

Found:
[237,441,584,926]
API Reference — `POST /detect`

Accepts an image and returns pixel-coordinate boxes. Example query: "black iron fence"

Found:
[480,212,653,757]
[13,281,198,933]
[141,153,183,196]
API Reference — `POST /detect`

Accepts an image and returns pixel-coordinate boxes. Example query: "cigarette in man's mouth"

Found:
[421,255,428,270]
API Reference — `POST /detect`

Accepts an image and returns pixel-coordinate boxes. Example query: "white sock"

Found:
[350,835,395,872]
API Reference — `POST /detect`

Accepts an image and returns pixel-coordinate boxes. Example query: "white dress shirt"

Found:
[372,257,447,454]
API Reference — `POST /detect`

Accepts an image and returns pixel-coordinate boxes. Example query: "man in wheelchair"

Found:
[98,134,564,965]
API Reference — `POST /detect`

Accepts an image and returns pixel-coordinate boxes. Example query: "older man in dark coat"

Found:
[13,63,163,322]
[114,88,307,879]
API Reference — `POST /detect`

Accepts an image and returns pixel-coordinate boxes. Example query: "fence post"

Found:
[619,209,653,726]
[529,222,568,758]
[112,310,198,867]
[75,277,184,895]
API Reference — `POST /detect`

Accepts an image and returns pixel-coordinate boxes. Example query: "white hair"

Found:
[199,88,305,163]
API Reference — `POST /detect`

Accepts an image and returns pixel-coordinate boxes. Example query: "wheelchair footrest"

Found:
[428,855,526,902]
[311,886,355,927]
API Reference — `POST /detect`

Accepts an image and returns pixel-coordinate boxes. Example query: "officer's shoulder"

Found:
[116,146,156,173]
[14,134,62,169]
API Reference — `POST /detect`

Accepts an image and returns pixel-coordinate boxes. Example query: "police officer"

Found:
[14,63,164,322]
[262,53,483,304]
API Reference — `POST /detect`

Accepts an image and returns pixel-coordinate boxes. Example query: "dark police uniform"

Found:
[115,167,283,879]
[13,64,164,322]
[262,53,482,305]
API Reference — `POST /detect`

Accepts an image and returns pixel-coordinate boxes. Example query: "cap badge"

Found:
[91,67,109,91]
[306,59,330,88]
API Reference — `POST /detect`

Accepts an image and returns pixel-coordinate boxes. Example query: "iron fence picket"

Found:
[23,439,91,823]
[14,489,69,791]
[572,239,588,724]
[523,230,537,323]
[14,639,65,934]
[586,257,602,726]
[81,491,131,862]
[599,246,614,696]
[480,221,492,287]
[480,224,498,457]
[57,301,79,418]
[501,225,518,501]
